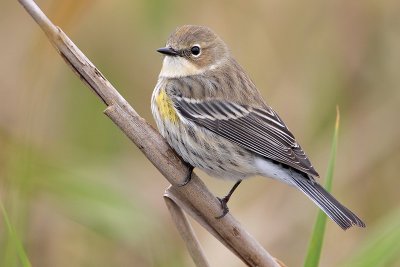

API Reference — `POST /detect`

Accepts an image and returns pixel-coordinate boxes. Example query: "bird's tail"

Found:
[291,176,366,230]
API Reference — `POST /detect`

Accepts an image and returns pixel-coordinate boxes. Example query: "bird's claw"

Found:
[215,196,230,219]
[178,165,194,187]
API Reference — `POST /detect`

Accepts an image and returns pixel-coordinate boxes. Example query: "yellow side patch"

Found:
[155,89,179,124]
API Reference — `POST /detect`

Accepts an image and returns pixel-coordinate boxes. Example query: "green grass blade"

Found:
[0,199,32,267]
[303,107,340,267]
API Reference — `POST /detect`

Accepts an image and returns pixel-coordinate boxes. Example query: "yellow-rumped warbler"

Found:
[151,25,365,230]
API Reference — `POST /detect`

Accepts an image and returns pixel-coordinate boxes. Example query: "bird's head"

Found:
[157,25,229,78]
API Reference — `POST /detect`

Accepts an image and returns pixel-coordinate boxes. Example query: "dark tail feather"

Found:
[291,176,366,230]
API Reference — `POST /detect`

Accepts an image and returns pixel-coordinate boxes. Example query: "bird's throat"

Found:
[159,56,203,78]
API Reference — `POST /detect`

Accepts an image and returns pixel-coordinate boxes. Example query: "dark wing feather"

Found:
[173,97,319,177]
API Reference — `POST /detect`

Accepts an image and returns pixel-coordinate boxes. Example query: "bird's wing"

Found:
[172,96,319,177]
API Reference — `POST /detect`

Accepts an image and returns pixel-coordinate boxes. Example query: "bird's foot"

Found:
[215,196,230,219]
[178,165,194,187]
[214,180,242,219]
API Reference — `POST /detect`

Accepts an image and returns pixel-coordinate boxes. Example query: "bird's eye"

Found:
[190,45,201,57]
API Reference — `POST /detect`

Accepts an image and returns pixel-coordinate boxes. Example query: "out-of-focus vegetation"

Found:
[1,200,31,267]
[1,0,399,266]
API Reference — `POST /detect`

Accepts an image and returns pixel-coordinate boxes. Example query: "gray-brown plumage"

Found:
[152,25,365,230]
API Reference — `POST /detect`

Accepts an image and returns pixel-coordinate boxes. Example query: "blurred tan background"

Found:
[1,0,400,266]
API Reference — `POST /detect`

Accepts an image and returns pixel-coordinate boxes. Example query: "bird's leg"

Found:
[216,180,242,219]
[178,165,194,187]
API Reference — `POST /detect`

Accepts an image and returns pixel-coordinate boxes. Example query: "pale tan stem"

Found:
[164,195,210,267]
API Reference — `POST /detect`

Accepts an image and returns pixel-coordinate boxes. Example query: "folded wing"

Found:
[173,96,319,177]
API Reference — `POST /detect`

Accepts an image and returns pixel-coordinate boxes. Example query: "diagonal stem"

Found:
[164,196,210,267]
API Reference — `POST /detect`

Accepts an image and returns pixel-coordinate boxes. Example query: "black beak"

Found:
[157,47,179,56]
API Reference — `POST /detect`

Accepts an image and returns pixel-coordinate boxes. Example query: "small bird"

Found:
[151,25,365,230]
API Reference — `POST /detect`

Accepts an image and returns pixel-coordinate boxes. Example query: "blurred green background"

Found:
[1,0,400,266]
